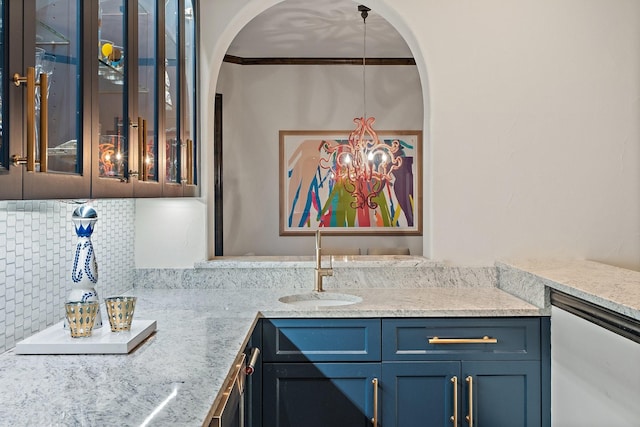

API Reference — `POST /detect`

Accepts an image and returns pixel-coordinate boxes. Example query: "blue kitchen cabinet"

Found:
[462,360,541,427]
[262,362,380,427]
[382,317,549,427]
[381,361,460,426]
[382,360,542,427]
[261,318,381,427]
[261,318,381,363]
[259,317,550,427]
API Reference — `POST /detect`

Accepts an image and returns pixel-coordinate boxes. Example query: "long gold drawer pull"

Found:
[450,376,458,426]
[429,336,498,344]
[370,377,378,427]
[465,376,473,426]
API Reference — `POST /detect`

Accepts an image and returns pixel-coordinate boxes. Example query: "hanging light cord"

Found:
[362,9,368,120]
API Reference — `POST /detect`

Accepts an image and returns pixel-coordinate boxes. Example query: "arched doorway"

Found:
[204,0,430,258]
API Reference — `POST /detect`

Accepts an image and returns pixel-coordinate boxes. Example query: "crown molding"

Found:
[223,54,415,66]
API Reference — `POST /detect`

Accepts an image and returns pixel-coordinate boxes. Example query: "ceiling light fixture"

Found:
[323,5,402,210]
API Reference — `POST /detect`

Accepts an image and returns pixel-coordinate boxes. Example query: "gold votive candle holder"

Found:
[65,301,99,338]
[104,296,137,332]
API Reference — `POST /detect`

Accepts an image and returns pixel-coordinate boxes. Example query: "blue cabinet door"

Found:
[382,361,460,427]
[462,361,541,427]
[262,362,380,427]
[262,318,381,362]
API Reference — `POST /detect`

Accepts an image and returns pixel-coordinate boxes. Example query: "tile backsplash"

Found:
[0,199,135,353]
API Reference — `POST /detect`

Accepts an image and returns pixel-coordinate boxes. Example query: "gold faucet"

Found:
[314,230,333,292]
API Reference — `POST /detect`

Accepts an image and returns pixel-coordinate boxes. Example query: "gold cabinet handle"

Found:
[429,336,497,345]
[465,376,473,426]
[186,139,194,185]
[136,116,148,181]
[450,376,458,426]
[12,68,48,172]
[370,377,378,427]
[39,72,48,172]
[245,347,261,376]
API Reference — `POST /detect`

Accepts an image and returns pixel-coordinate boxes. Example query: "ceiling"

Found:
[225,0,413,59]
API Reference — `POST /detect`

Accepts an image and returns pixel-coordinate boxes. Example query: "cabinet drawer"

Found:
[383,318,541,361]
[262,318,381,362]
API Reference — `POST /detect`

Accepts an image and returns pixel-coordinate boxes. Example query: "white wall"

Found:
[551,306,640,426]
[136,0,640,268]
[419,0,640,268]
[217,62,424,256]
[135,198,206,268]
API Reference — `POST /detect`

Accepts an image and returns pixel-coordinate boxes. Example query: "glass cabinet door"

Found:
[1,0,90,199]
[0,1,22,200]
[163,0,198,196]
[183,0,197,195]
[0,0,7,176]
[0,0,197,200]
[36,2,80,175]
[163,0,181,194]
[93,0,131,196]
[136,0,159,189]
[93,0,163,197]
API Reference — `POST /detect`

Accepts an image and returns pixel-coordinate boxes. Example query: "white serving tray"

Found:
[15,319,157,355]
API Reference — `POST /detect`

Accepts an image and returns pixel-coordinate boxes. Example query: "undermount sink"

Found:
[278,292,363,307]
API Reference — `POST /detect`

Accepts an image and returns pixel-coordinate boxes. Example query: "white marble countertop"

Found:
[194,255,441,269]
[498,259,640,321]
[2,258,638,426]
[0,285,541,427]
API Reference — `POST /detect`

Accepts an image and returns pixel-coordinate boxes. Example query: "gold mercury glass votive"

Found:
[65,301,100,338]
[104,296,137,332]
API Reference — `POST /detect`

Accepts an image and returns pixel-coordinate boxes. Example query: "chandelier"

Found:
[323,5,402,210]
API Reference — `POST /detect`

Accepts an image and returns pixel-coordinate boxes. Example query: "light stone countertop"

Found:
[0,285,542,427]
[498,259,640,321]
[193,255,441,269]
[2,258,638,426]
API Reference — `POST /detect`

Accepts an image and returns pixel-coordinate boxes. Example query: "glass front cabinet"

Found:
[0,0,198,199]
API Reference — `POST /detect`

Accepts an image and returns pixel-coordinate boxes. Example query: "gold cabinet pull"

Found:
[370,377,378,427]
[39,72,48,172]
[465,376,473,426]
[429,336,498,345]
[186,139,194,185]
[450,376,458,426]
[136,117,148,181]
[245,347,260,375]
[12,68,48,172]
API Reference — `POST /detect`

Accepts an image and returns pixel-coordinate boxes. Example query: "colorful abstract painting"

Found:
[279,129,422,235]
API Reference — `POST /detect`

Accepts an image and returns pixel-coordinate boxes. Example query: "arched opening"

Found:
[206,0,430,258]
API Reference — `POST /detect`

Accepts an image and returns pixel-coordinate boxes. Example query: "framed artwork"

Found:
[279,128,422,236]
